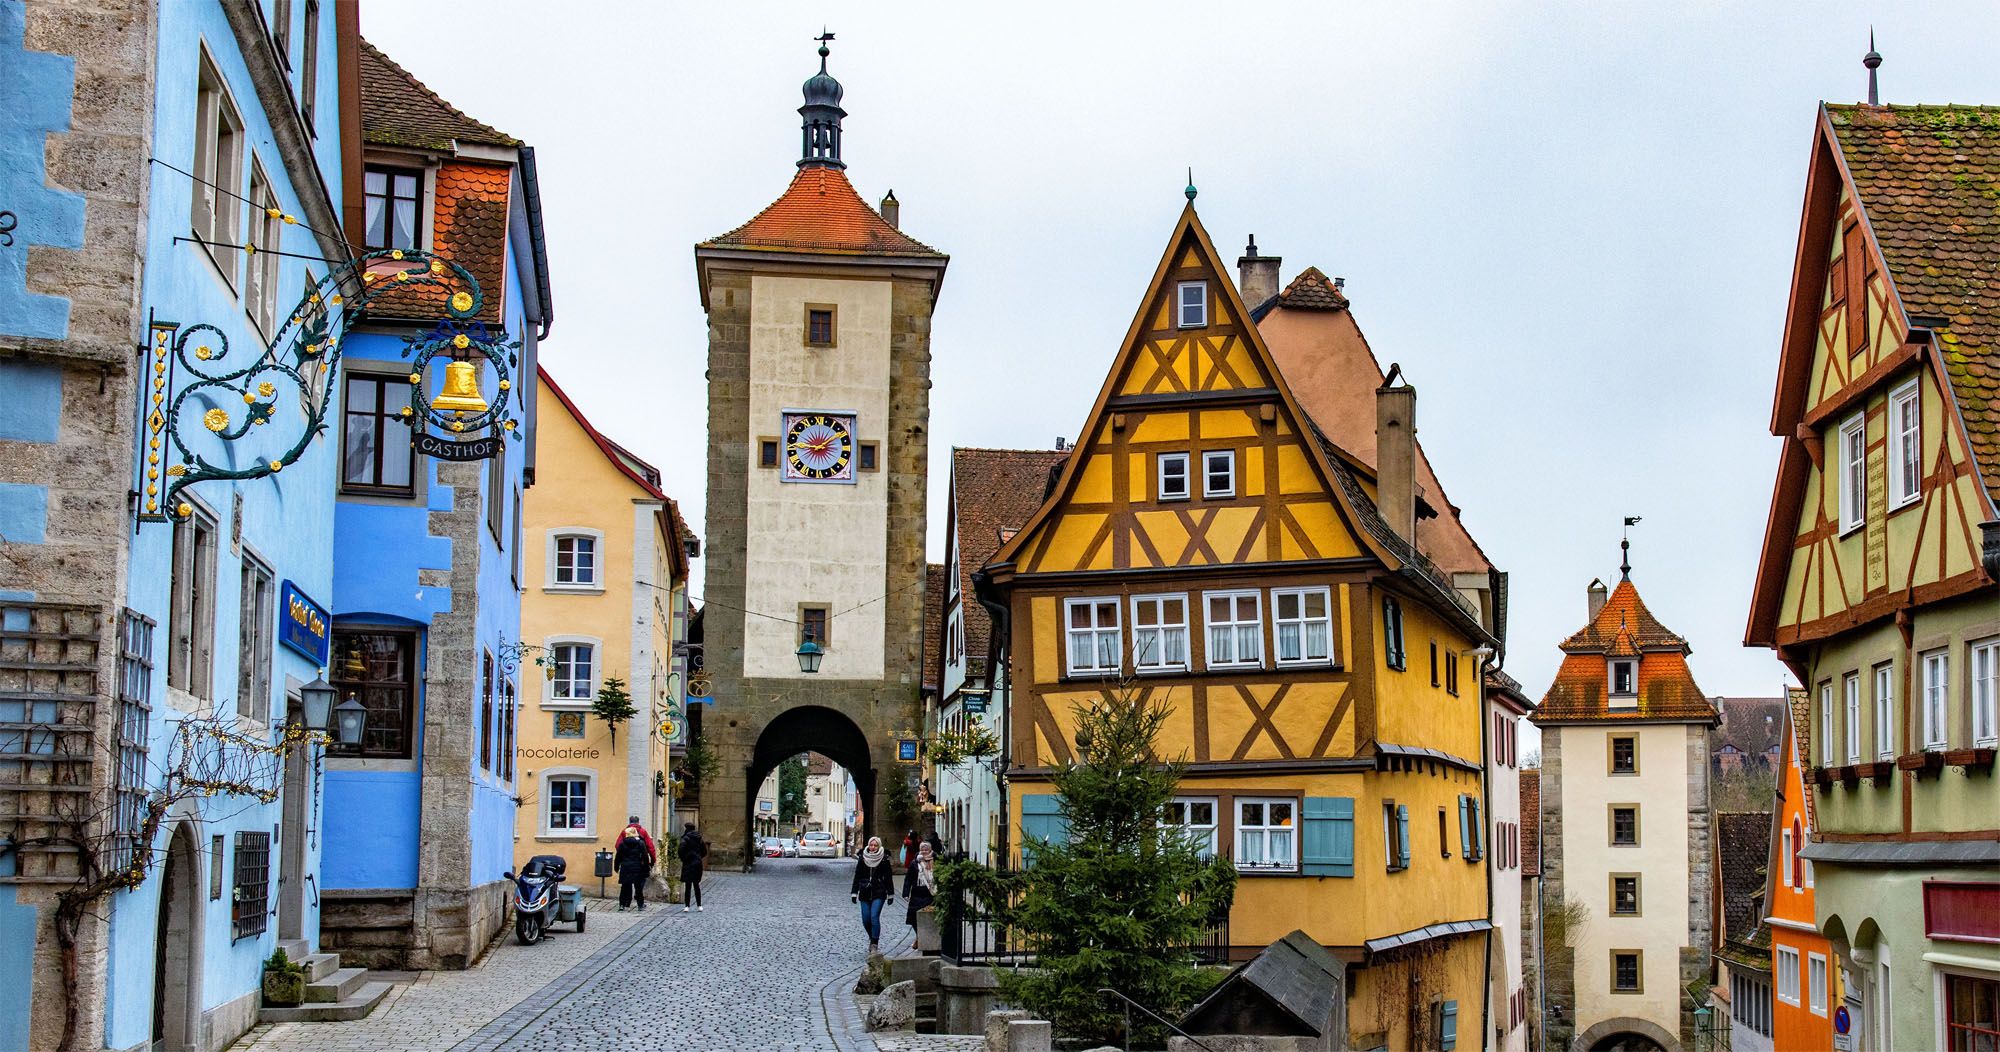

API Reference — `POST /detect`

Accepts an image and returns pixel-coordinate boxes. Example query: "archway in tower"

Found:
[745,705,878,862]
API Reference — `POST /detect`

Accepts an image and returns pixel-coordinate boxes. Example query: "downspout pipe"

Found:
[972,567,1011,864]
[517,145,554,339]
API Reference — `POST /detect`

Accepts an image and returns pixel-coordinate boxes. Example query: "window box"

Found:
[1942,747,1997,771]
[1896,751,1945,776]
[1833,764,1860,787]
[1851,760,1894,784]
[1809,765,1834,787]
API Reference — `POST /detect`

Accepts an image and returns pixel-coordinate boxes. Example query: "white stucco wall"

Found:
[1489,700,1525,1052]
[1557,723,1691,1039]
[743,274,891,680]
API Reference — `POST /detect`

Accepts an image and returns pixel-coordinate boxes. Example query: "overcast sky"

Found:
[359,1,1999,705]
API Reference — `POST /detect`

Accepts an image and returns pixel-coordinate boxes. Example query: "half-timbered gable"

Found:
[1750,106,1999,648]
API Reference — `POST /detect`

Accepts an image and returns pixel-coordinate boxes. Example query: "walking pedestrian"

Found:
[676,822,707,912]
[615,819,654,911]
[900,830,918,870]
[924,830,945,861]
[903,840,937,933]
[851,835,896,954]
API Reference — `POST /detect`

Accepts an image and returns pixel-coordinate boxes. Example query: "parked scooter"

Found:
[505,855,586,944]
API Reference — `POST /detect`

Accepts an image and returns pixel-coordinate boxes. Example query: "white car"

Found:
[798,831,839,858]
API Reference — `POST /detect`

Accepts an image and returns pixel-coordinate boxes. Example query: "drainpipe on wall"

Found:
[972,568,1011,865]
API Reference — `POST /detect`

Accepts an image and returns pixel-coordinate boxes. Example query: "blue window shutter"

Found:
[1440,1000,1459,1050]
[1301,797,1355,877]
[1020,793,1068,866]
[1396,805,1411,869]
[1457,795,1471,857]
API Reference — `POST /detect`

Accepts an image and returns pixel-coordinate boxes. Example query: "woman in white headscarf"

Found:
[850,835,895,953]
[902,840,936,931]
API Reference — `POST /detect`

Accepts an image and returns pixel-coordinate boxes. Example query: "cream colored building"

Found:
[805,757,851,851]
[1532,575,1719,1052]
[515,372,691,882]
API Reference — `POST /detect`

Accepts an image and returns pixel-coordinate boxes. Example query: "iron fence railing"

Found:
[942,872,1230,966]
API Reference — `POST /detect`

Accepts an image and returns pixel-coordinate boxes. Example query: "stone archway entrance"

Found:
[152,821,203,1052]
[1574,1017,1677,1052]
[740,706,880,861]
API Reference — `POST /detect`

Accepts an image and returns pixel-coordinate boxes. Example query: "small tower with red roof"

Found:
[1531,557,1719,1052]
[692,39,949,863]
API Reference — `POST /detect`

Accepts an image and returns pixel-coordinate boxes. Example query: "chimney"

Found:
[1238,235,1281,309]
[880,190,900,229]
[1375,364,1416,545]
[1587,578,1608,621]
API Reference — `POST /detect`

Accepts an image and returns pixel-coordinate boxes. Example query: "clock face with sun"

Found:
[782,412,856,483]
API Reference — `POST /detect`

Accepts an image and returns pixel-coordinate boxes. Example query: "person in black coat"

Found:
[614,820,655,911]
[676,823,708,912]
[850,836,895,953]
[902,840,937,931]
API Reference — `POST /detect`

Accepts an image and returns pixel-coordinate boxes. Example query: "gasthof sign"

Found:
[279,581,330,665]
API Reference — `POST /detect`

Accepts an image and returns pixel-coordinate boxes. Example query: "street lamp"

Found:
[333,692,368,747]
[796,639,824,675]
[300,673,336,733]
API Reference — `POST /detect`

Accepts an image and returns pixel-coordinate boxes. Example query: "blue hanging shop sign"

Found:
[279,581,331,665]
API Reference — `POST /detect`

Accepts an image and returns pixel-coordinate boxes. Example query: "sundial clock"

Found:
[781,411,856,483]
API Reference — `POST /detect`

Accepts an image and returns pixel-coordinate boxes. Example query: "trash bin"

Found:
[594,850,613,878]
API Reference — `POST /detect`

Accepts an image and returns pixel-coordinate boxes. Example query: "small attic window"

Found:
[1609,659,1637,703]
[1177,282,1207,328]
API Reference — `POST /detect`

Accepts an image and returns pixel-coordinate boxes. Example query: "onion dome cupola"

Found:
[799,34,847,169]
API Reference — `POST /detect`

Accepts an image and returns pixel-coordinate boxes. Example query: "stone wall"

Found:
[1679,722,1715,1048]
[1538,731,1575,1052]
[2,2,155,1048]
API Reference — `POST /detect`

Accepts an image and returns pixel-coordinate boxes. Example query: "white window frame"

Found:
[1875,664,1896,760]
[1233,797,1297,872]
[1839,413,1867,535]
[1820,682,1836,765]
[1271,586,1335,667]
[1776,946,1801,1006]
[1808,952,1828,1016]
[244,156,282,337]
[1923,650,1949,751]
[545,528,604,591]
[1129,594,1189,673]
[191,48,245,285]
[1157,452,1190,501]
[1064,597,1121,677]
[168,499,219,701]
[1177,281,1207,328]
[1201,590,1263,670]
[1781,829,1794,888]
[1161,797,1217,859]
[1889,379,1921,509]
[1201,449,1236,498]
[544,636,601,706]
[539,767,595,838]
[1845,672,1862,764]
[1608,659,1637,698]
[1972,639,1998,749]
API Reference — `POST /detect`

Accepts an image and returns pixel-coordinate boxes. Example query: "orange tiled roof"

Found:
[701,166,943,258]
[1826,105,2000,505]
[1275,266,1349,311]
[359,39,517,151]
[1520,770,1540,877]
[922,563,945,693]
[1534,578,1717,724]
[1786,687,1817,833]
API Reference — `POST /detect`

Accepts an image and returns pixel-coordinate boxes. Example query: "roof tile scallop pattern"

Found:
[1275,266,1350,311]
[701,166,944,258]
[363,162,510,326]
[359,39,517,150]
[922,562,945,692]
[1535,579,1717,724]
[1716,810,1774,942]
[1826,104,2000,504]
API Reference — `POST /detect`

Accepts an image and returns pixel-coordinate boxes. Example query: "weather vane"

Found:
[815,27,835,68]
[1620,516,1642,580]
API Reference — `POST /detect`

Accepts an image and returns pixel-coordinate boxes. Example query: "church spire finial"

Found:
[1185,168,1198,202]
[1620,516,1642,580]
[1864,29,1883,106]
[798,30,847,170]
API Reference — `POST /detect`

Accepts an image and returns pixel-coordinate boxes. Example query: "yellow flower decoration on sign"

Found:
[196,345,213,360]
[391,250,404,260]
[259,381,276,397]
[167,465,186,477]
[453,334,470,349]
[430,260,444,274]
[204,408,230,432]
[451,292,474,312]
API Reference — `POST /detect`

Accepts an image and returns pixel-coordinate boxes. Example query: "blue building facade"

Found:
[2,0,356,1049]
[316,40,551,970]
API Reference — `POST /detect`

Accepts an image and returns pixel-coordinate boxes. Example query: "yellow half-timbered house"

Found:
[981,204,1500,1051]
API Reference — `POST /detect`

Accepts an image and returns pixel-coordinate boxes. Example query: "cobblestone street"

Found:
[232,861,980,1052]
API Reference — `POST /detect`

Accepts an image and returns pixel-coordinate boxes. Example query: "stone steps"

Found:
[306,966,370,1003]
[300,952,340,983]
[258,981,391,1024]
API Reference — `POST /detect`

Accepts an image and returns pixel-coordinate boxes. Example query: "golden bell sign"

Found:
[430,360,489,414]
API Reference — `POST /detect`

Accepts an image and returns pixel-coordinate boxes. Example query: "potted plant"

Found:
[263,948,307,1007]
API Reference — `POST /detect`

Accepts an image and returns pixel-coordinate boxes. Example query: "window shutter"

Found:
[1440,999,1459,1050]
[1472,799,1484,860]
[1020,793,1068,866]
[1301,797,1355,876]
[1457,795,1471,857]
[1396,804,1411,869]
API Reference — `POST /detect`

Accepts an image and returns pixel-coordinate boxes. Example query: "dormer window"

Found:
[1609,659,1637,702]
[1177,282,1207,328]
